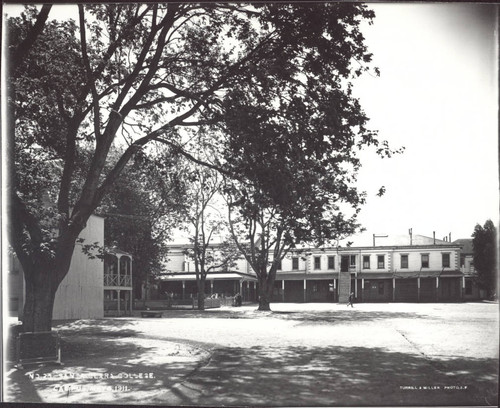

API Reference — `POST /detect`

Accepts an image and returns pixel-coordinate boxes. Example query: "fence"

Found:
[134,297,224,310]
[134,299,192,310]
[193,298,221,309]
[104,300,132,316]
[104,274,132,287]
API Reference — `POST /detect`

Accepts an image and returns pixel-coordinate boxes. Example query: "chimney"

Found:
[409,228,413,246]
[449,232,451,243]
[433,231,435,245]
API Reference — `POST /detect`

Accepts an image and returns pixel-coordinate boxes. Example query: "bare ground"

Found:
[4,302,498,406]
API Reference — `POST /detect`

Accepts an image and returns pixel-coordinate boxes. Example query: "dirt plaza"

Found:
[5,302,499,406]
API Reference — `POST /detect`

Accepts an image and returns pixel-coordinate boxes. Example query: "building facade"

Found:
[103,249,133,316]
[8,214,135,322]
[275,241,462,303]
[454,238,485,300]
[164,233,484,304]
[159,244,258,301]
[8,214,105,321]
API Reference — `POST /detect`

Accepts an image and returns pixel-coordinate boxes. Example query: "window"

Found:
[363,255,370,269]
[292,257,299,270]
[328,256,335,269]
[421,254,429,268]
[401,254,409,269]
[465,279,473,295]
[314,256,321,270]
[442,253,450,268]
[313,283,319,292]
[460,254,465,267]
[350,255,356,267]
[377,255,385,269]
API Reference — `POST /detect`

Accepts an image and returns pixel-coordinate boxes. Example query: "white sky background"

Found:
[353,3,498,241]
[4,3,498,243]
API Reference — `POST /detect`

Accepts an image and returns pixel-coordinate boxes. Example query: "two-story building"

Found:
[103,249,133,316]
[162,232,485,304]
[272,233,476,303]
[158,244,258,301]
[7,214,134,322]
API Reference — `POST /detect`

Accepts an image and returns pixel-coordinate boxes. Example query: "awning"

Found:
[357,272,394,279]
[159,272,257,281]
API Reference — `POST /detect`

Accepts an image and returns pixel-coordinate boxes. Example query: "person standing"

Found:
[347,292,354,307]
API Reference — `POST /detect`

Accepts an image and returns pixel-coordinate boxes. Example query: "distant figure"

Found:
[347,292,354,308]
[234,293,242,307]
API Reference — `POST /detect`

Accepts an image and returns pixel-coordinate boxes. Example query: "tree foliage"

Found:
[100,147,187,298]
[472,219,497,297]
[219,4,400,310]
[7,3,390,329]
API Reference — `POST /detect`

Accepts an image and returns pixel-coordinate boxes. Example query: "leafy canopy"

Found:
[472,219,497,296]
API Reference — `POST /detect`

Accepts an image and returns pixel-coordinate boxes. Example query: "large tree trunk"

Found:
[257,276,272,311]
[257,266,278,311]
[22,263,59,332]
[22,270,57,332]
[197,278,206,310]
[20,229,80,333]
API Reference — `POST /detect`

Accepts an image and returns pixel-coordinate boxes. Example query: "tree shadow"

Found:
[270,309,437,324]
[4,330,211,405]
[5,330,498,406]
[54,318,139,336]
[138,308,435,324]
[168,345,499,407]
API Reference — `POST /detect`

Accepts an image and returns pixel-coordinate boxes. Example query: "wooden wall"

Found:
[52,214,104,320]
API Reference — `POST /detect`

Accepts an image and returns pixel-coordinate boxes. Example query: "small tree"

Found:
[472,219,497,298]
[183,167,240,310]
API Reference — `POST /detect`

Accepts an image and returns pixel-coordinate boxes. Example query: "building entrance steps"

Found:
[338,272,351,303]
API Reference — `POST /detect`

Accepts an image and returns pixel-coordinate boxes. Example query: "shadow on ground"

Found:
[5,330,211,405]
[6,331,498,406]
[140,307,435,324]
[55,318,139,336]
[166,345,499,407]
[269,309,437,324]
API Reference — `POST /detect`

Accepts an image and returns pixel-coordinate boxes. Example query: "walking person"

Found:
[347,292,354,308]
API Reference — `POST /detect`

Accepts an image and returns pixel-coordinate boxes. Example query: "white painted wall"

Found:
[164,246,250,274]
[165,247,185,272]
[52,215,104,320]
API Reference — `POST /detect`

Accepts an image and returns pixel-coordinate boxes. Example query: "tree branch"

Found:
[78,5,102,142]
[10,4,52,73]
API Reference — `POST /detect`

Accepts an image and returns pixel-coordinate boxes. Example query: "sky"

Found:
[3,3,498,244]
[352,3,498,242]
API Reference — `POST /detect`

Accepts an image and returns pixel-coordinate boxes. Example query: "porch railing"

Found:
[104,274,132,287]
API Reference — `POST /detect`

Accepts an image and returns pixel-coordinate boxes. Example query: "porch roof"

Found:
[358,270,463,279]
[159,271,257,281]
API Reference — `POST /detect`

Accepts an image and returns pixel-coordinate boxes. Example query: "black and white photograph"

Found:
[2,2,499,407]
